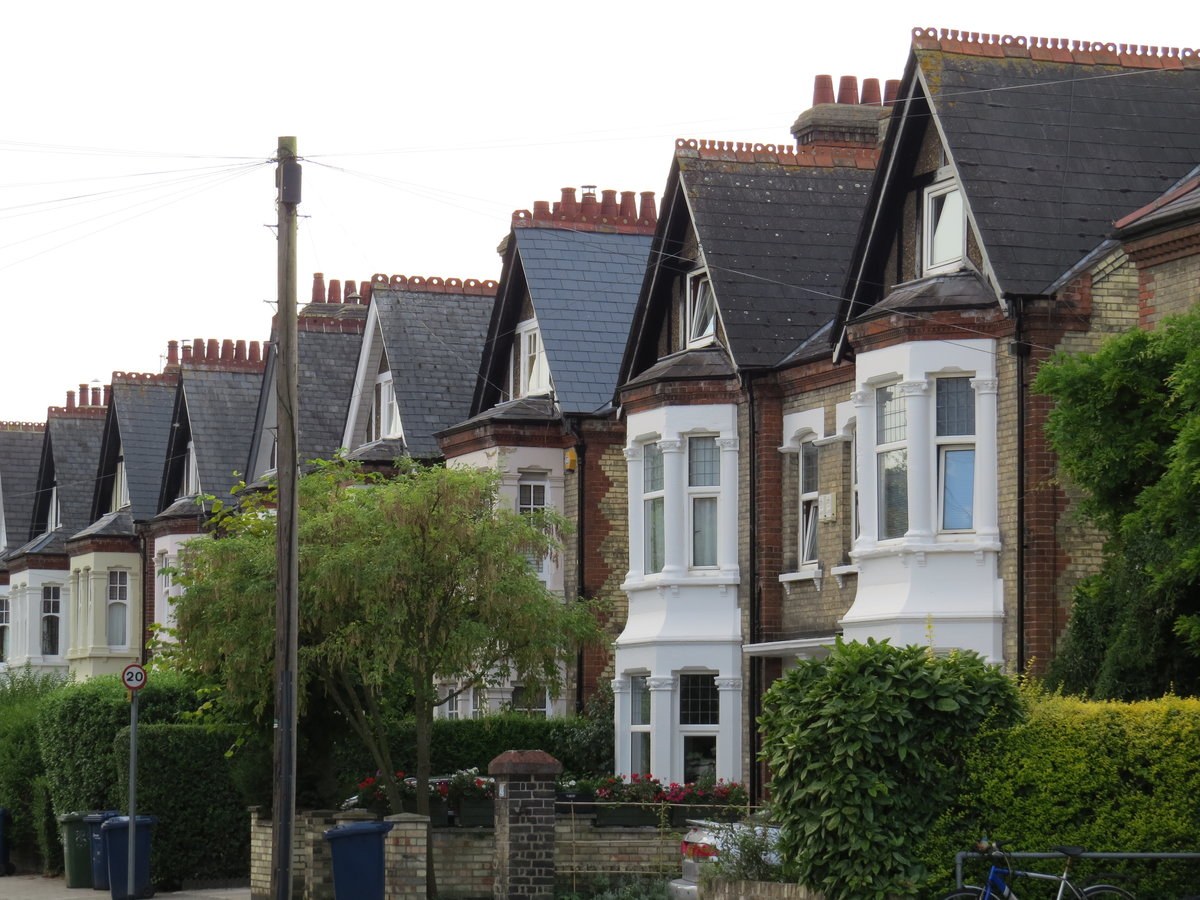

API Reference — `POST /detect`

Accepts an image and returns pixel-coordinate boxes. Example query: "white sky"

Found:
[0,1,1185,423]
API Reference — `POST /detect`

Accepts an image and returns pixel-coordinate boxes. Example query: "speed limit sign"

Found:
[122,663,147,692]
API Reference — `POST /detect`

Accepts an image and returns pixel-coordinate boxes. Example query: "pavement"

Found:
[0,875,251,899]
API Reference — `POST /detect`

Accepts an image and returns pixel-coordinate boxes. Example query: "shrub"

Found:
[112,724,248,890]
[37,672,200,816]
[919,689,1200,897]
[758,638,1020,900]
[0,666,66,871]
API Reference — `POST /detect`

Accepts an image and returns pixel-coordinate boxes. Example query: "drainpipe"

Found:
[569,416,587,714]
[1010,296,1029,674]
[747,376,762,803]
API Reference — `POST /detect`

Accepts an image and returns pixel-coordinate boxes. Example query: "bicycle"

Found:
[940,840,1135,899]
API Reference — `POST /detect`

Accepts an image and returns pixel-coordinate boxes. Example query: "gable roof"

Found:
[366,277,494,459]
[33,405,107,540]
[841,28,1200,339]
[514,227,652,413]
[0,423,45,556]
[94,373,178,522]
[470,189,657,420]
[622,138,877,382]
[1115,164,1200,235]
[160,341,266,509]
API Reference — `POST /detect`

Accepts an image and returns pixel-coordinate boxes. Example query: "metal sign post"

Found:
[122,664,147,900]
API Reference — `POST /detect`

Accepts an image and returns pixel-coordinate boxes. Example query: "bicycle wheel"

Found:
[1082,886,1134,899]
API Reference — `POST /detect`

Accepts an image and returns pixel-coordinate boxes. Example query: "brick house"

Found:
[829,28,1200,680]
[437,187,656,718]
[64,368,178,679]
[147,338,265,644]
[612,81,885,786]
[4,387,107,675]
[0,422,46,667]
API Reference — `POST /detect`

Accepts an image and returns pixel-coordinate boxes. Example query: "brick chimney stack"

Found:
[792,74,891,149]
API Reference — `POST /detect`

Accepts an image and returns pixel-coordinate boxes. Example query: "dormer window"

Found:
[46,486,61,531]
[182,442,200,497]
[923,176,965,275]
[111,447,130,512]
[686,271,717,348]
[369,365,401,442]
[510,320,550,398]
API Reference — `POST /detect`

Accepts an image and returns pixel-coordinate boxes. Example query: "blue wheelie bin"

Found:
[101,816,156,900]
[323,820,393,900]
[84,811,120,891]
[0,807,14,876]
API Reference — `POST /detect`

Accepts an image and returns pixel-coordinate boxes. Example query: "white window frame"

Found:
[471,686,486,719]
[935,377,976,533]
[46,486,61,531]
[510,685,549,718]
[107,570,129,649]
[686,270,717,348]
[799,440,819,566]
[369,368,402,443]
[876,384,908,540]
[629,674,652,777]
[112,447,130,512]
[182,442,200,497]
[923,175,966,275]
[687,435,720,570]
[0,594,9,663]
[517,478,550,580]
[510,320,550,398]
[41,585,61,657]
[677,671,719,783]
[438,684,459,720]
[643,443,665,575]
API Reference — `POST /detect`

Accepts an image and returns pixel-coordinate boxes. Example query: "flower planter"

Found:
[669,804,740,826]
[454,797,495,828]
[402,795,450,827]
[555,790,596,816]
[593,805,660,827]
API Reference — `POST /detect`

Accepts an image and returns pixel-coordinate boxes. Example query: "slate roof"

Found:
[163,366,263,506]
[369,286,493,458]
[32,413,106,540]
[681,149,875,368]
[0,426,44,555]
[623,346,737,389]
[513,228,652,414]
[97,378,177,522]
[1115,165,1200,235]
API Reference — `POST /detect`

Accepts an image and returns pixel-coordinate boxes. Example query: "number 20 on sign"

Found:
[122,663,147,692]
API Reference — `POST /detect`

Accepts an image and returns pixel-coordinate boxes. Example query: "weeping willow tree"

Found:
[173,457,601,817]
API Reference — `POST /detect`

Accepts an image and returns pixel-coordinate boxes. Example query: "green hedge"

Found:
[113,724,249,890]
[37,673,199,816]
[334,711,614,788]
[0,667,65,872]
[919,691,1200,897]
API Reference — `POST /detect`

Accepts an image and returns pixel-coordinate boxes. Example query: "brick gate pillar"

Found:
[488,750,562,900]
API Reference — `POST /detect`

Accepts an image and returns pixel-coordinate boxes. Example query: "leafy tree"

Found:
[758,638,1020,899]
[1035,310,1200,697]
[173,458,600,819]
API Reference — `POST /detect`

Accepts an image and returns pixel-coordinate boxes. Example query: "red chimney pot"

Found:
[312,273,325,304]
[813,74,835,105]
[884,79,901,107]
[91,387,102,406]
[619,191,637,220]
[66,390,76,411]
[861,78,881,106]
[167,340,179,366]
[328,278,341,304]
[837,76,859,105]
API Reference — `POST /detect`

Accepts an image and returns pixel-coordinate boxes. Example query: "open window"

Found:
[368,360,401,442]
[686,271,717,348]
[923,178,965,275]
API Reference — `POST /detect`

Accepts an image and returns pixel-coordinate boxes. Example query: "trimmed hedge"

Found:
[0,668,65,872]
[112,724,249,890]
[37,673,198,815]
[920,691,1200,897]
[334,711,614,787]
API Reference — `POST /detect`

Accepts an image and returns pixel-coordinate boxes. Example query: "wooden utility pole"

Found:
[271,135,301,900]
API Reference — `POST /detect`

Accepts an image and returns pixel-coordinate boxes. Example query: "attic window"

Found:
[510,320,550,398]
[923,179,965,275]
[369,369,402,442]
[687,271,717,348]
[111,447,130,512]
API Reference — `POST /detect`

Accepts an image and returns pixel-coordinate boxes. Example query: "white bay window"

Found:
[688,436,720,568]
[875,384,908,540]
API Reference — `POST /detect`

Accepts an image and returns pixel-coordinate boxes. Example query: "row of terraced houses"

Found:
[3,29,1200,797]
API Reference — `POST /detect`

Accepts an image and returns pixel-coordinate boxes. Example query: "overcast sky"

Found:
[0,1,1185,423]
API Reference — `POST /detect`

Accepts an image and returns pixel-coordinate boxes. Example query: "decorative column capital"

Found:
[647,676,676,692]
[896,380,930,398]
[970,377,999,395]
[610,677,629,694]
[715,677,743,692]
[715,437,739,452]
[851,389,872,407]
[658,439,683,454]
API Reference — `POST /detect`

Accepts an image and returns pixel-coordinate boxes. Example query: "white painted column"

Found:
[971,377,1000,542]
[898,380,933,539]
[623,446,644,582]
[648,676,676,781]
[715,675,743,782]
[659,440,685,579]
[15,582,31,661]
[87,568,103,652]
[716,437,739,576]
[851,390,877,551]
[611,676,630,776]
